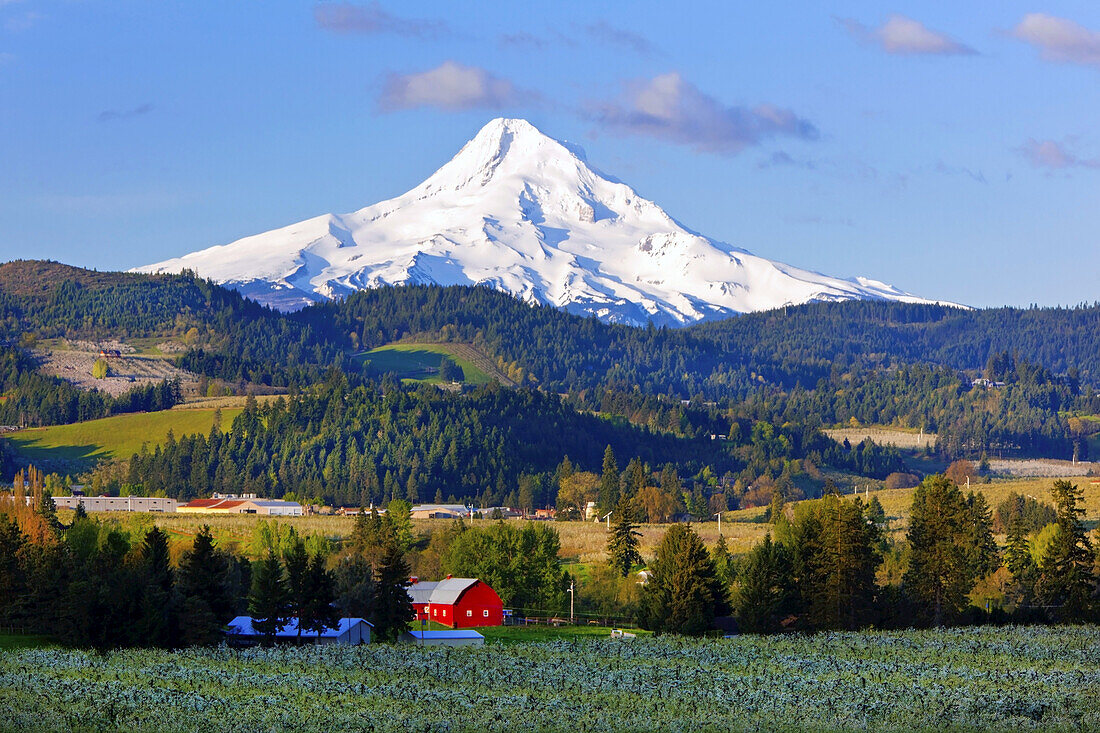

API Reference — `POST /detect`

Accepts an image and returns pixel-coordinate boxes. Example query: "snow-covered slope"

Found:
[135,118,946,325]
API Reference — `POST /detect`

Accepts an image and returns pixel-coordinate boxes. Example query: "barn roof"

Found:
[428,577,480,605]
[181,498,246,510]
[227,616,372,637]
[407,580,439,605]
[406,629,484,640]
[411,504,469,514]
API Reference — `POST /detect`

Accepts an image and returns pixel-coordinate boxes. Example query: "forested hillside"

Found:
[2,262,1099,484]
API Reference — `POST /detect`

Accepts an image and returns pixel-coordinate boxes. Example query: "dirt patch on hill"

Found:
[34,347,199,397]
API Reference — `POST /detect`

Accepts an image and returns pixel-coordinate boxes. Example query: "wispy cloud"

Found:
[580,20,657,56]
[1011,14,1100,67]
[5,9,41,32]
[97,103,154,123]
[498,31,550,50]
[1018,138,1100,170]
[314,2,447,38]
[379,61,531,112]
[758,151,816,170]
[933,161,987,183]
[588,72,817,155]
[838,15,975,56]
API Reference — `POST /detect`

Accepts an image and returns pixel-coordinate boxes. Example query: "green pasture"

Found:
[355,343,492,385]
[6,407,242,467]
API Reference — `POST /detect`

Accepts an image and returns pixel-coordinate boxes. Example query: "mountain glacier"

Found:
[135,118,943,325]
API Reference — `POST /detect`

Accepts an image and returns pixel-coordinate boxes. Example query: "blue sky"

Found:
[1,1,1098,308]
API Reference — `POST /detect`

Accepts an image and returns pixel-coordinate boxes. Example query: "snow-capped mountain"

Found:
[135,118,945,325]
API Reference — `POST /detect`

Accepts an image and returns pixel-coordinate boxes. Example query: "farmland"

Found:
[3,626,1099,731]
[49,474,1098,562]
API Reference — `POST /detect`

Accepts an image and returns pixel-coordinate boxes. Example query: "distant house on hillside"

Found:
[407,576,504,628]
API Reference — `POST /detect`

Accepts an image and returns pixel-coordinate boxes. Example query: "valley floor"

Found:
[2,626,1097,731]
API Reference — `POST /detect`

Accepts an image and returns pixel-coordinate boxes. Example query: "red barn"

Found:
[408,576,503,628]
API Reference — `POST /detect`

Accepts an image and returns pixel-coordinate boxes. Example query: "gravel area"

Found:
[34,347,198,397]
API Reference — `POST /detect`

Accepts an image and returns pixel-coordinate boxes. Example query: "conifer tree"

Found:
[711,533,736,589]
[177,525,232,645]
[792,495,880,630]
[607,503,642,578]
[137,526,175,647]
[372,540,413,641]
[1039,480,1095,621]
[599,445,620,513]
[302,552,339,641]
[284,539,310,639]
[904,475,987,625]
[639,524,723,635]
[333,554,375,620]
[736,533,794,634]
[249,550,290,645]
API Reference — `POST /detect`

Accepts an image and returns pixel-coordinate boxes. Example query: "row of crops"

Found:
[2,626,1099,731]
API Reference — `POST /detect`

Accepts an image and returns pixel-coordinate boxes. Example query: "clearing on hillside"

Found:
[6,407,242,471]
[355,343,506,385]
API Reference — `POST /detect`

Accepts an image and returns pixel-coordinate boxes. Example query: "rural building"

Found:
[400,629,485,646]
[407,578,438,622]
[410,503,470,520]
[226,616,371,645]
[178,496,302,515]
[52,496,178,513]
[476,507,521,519]
[408,576,504,628]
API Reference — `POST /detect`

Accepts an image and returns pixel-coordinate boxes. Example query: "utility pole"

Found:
[714,512,722,535]
[602,511,613,530]
[567,580,574,624]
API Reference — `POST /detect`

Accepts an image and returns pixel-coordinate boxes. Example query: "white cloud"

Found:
[839,15,975,56]
[589,72,817,155]
[1018,139,1100,170]
[379,61,528,112]
[1011,13,1100,67]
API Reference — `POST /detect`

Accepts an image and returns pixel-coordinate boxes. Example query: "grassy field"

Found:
[355,343,498,385]
[3,626,1098,731]
[825,426,937,451]
[6,407,242,468]
[0,633,52,650]
[70,474,1099,564]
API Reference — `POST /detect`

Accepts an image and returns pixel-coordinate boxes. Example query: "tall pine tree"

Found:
[249,550,290,645]
[607,502,642,578]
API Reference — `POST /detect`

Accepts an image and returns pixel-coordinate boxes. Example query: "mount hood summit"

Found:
[136,118,942,325]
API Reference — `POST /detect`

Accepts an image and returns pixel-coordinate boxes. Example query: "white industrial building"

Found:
[53,496,178,513]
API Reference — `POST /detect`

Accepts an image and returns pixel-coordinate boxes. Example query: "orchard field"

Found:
[2,626,1099,732]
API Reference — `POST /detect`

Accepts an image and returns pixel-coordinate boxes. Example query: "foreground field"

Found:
[2,626,1098,731]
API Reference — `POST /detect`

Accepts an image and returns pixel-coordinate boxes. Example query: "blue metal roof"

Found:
[227,616,372,637]
[406,629,484,640]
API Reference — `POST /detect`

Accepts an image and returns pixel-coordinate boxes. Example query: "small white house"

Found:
[400,629,485,646]
[227,616,372,644]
